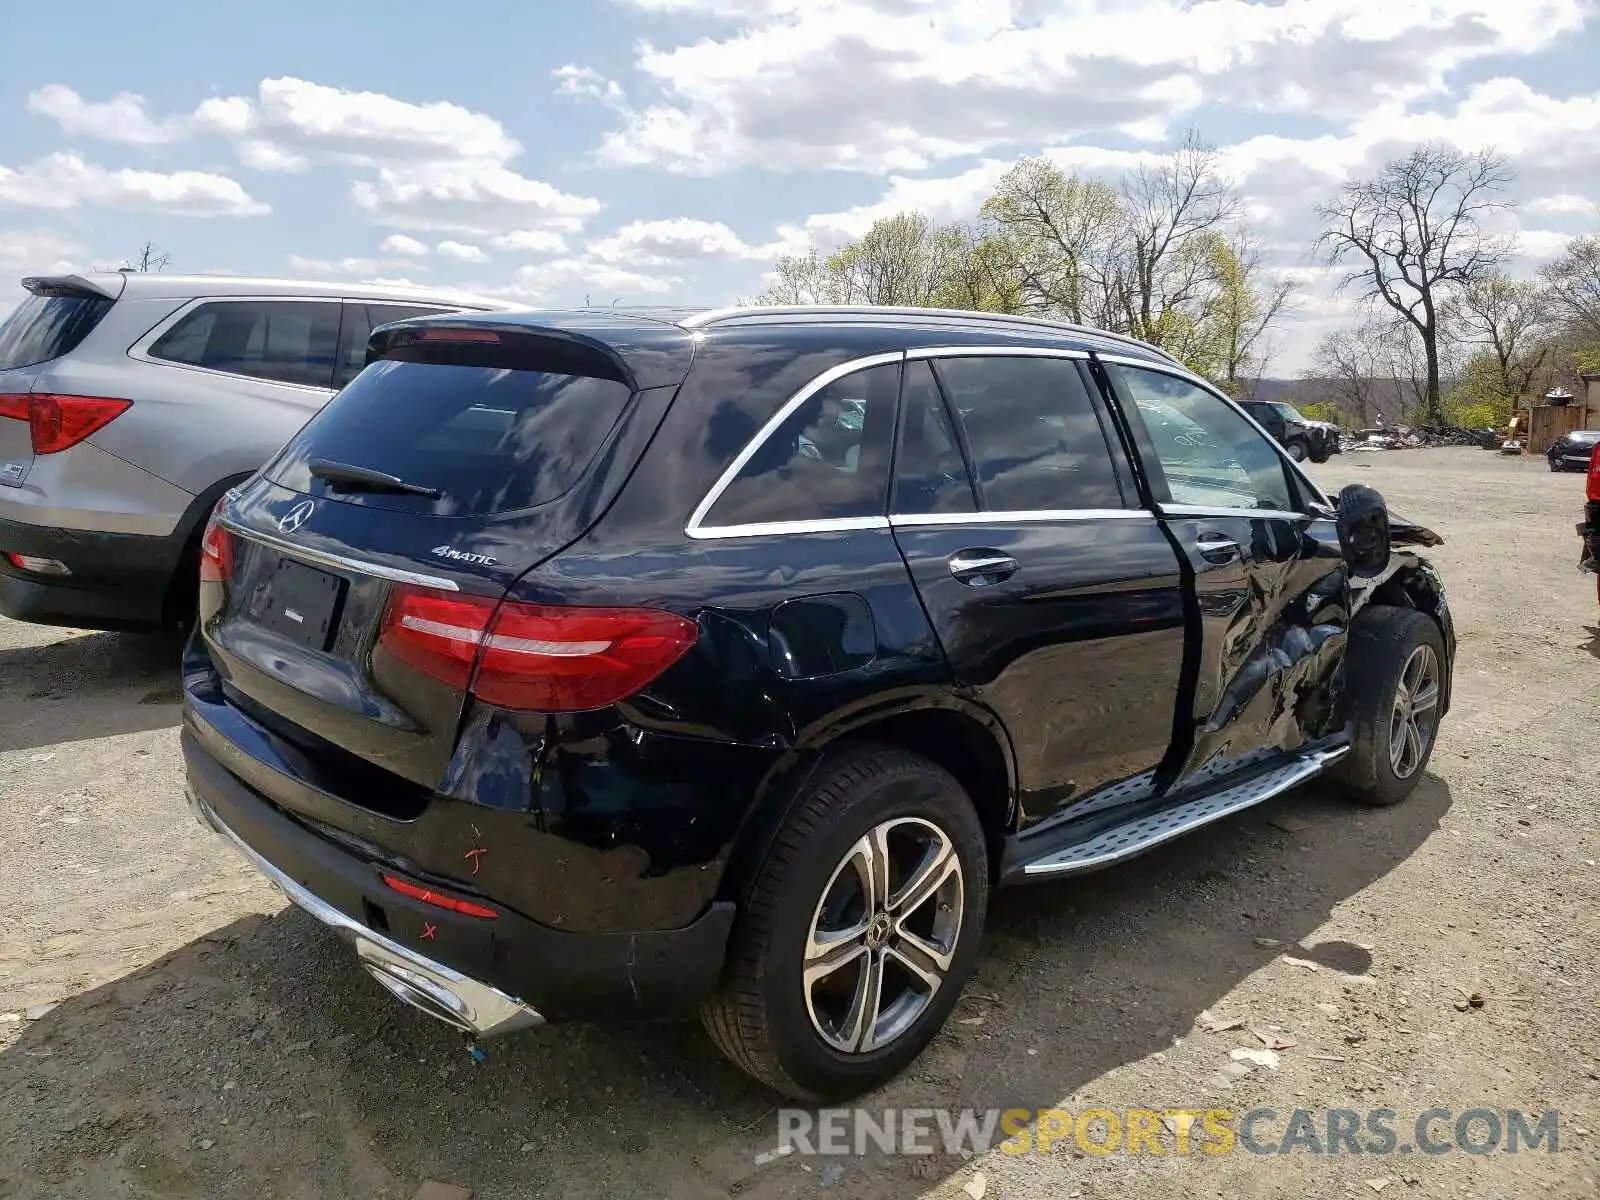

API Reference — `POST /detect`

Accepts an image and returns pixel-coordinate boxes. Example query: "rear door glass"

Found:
[150,300,341,389]
[265,358,634,516]
[934,356,1124,511]
[892,360,976,514]
[0,293,114,370]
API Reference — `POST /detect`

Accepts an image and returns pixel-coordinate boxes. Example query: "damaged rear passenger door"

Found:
[1100,360,1348,792]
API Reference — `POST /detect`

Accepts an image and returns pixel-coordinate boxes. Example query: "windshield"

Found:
[1272,402,1307,423]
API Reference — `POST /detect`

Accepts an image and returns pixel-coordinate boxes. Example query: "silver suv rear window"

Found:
[0,293,114,371]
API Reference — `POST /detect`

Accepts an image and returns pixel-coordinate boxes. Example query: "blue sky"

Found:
[2,0,1598,371]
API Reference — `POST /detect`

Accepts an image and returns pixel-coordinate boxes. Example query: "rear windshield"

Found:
[265,358,633,516]
[0,293,114,371]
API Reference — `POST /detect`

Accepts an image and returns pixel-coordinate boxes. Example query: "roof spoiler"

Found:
[21,273,125,302]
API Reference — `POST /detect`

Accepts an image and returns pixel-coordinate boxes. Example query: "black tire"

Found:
[1286,439,1310,462]
[702,745,989,1101]
[1311,449,1331,464]
[1332,606,1446,807]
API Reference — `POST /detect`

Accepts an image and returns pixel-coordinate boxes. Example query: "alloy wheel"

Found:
[803,817,964,1055]
[1389,644,1440,780]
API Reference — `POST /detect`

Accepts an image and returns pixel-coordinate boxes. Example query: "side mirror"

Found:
[1336,483,1391,576]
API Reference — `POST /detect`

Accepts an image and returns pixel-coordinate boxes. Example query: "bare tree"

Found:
[1116,130,1243,345]
[122,240,171,272]
[1445,270,1555,404]
[1315,143,1516,423]
[1541,234,1600,345]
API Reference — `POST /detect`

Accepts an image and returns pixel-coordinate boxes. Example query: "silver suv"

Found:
[0,272,507,630]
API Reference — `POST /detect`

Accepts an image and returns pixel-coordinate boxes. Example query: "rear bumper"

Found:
[187,778,545,1039]
[0,516,184,628]
[180,707,736,1026]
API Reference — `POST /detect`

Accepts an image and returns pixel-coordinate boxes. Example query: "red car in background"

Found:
[1581,443,1600,603]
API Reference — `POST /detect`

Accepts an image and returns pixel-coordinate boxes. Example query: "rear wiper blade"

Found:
[309,459,441,499]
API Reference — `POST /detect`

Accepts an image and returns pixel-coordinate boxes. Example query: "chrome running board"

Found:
[1008,744,1348,881]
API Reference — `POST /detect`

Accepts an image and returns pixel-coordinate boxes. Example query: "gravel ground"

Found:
[1,446,1597,1199]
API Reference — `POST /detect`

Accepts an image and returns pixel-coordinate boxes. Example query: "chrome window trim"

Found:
[1095,353,1328,513]
[905,345,1089,361]
[688,345,1123,539]
[129,295,347,395]
[1158,503,1315,523]
[220,518,462,591]
[891,508,1149,527]
[685,350,906,539]
[128,296,478,395]
[689,515,891,541]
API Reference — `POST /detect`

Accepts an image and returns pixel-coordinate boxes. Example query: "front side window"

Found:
[934,355,1123,511]
[1108,364,1295,512]
[700,361,899,529]
[150,300,341,389]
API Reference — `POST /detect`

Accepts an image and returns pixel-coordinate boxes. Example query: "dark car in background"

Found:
[181,304,1455,1101]
[1240,399,1341,463]
[1548,429,1600,472]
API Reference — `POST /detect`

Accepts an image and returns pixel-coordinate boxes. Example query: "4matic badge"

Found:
[431,545,498,566]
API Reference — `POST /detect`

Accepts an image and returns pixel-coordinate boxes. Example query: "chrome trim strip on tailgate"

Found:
[220,518,461,591]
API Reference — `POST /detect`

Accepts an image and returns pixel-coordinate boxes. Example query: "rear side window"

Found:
[0,293,113,370]
[266,358,633,516]
[149,300,341,388]
[699,361,899,530]
[934,356,1124,511]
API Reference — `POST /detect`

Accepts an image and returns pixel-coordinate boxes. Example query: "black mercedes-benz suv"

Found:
[181,304,1455,1100]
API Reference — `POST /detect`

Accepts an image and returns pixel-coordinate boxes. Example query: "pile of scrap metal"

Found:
[1337,424,1495,453]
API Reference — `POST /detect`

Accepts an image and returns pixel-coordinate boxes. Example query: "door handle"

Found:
[1195,531,1240,564]
[948,550,1018,585]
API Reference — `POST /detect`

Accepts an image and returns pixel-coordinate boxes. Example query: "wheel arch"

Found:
[160,469,257,624]
[716,695,1020,901]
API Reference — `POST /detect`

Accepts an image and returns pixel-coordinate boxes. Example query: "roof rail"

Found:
[678,304,1183,366]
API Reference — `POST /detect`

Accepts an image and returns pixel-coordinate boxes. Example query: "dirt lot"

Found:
[2,446,1598,1199]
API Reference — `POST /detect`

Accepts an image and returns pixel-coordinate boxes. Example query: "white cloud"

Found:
[379,234,430,257]
[1527,194,1599,217]
[26,85,186,146]
[587,217,776,267]
[350,162,601,235]
[210,77,523,168]
[0,228,86,275]
[0,153,269,217]
[566,0,1589,174]
[507,259,680,302]
[287,253,425,278]
[491,229,569,254]
[436,239,489,263]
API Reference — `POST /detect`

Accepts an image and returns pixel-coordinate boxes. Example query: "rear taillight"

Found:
[199,511,234,584]
[1588,444,1600,503]
[0,393,131,454]
[378,586,699,712]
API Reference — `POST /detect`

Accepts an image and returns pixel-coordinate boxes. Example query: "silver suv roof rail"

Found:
[679,304,1182,366]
